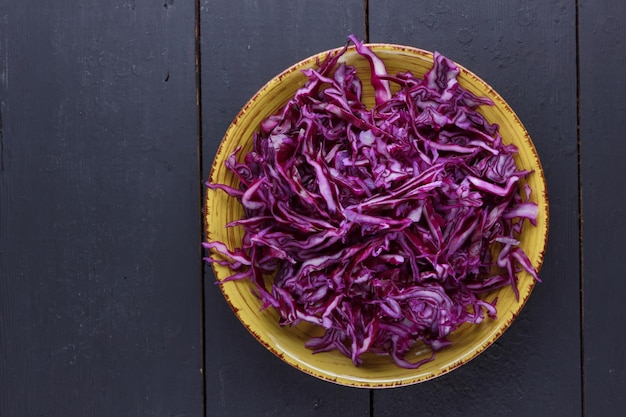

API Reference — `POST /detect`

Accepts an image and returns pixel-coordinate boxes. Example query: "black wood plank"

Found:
[579,1,626,415]
[369,1,580,416]
[200,1,370,416]
[0,2,202,416]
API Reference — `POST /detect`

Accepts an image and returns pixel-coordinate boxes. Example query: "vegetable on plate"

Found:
[204,35,540,369]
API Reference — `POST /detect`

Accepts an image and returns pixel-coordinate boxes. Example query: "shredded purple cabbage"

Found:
[204,35,540,369]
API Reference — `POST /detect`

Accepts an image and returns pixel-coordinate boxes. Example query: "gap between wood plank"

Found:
[364,0,370,42]
[0,107,4,172]
[195,0,207,415]
[575,0,585,415]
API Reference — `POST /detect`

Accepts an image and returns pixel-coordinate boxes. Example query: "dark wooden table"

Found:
[1,1,623,416]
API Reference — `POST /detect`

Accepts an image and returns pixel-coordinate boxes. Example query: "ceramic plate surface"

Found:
[205,44,548,388]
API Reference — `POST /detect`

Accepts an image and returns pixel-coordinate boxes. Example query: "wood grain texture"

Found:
[0,1,202,416]
[579,1,626,415]
[200,1,370,416]
[369,1,581,415]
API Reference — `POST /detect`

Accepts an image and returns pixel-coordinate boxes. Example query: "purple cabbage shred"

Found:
[203,35,540,369]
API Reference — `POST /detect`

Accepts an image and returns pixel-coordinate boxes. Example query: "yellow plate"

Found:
[205,44,549,388]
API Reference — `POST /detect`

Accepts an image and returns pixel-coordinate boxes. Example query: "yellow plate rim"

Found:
[205,43,549,388]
